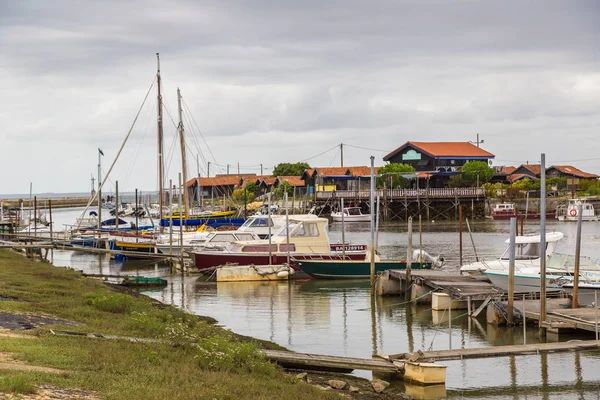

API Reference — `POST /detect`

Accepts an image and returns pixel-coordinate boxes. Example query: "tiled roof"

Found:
[187,176,243,187]
[346,166,380,177]
[303,169,314,177]
[548,165,598,179]
[496,166,517,175]
[259,177,278,185]
[508,174,538,183]
[384,141,495,160]
[277,176,305,187]
[519,164,541,175]
[313,167,350,176]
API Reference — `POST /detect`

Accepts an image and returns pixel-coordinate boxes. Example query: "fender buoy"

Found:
[570,209,577,217]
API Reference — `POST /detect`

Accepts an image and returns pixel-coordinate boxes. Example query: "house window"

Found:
[450,160,455,165]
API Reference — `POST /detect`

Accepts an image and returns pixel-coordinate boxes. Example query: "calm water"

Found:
[46,207,600,399]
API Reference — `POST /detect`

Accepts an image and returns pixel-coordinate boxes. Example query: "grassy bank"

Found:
[0,250,341,399]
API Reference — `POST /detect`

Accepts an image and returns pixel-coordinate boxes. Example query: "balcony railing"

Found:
[314,187,485,200]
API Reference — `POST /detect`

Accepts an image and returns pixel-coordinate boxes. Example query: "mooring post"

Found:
[465,217,479,262]
[572,203,583,308]
[369,156,375,289]
[405,217,413,300]
[419,214,423,269]
[508,217,516,325]
[340,197,346,260]
[523,294,527,345]
[539,153,547,338]
[48,199,53,241]
[467,296,472,331]
[594,291,598,341]
[459,205,463,267]
[448,294,452,350]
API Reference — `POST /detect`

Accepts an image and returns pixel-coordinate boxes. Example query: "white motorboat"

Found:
[556,199,598,222]
[331,207,370,222]
[484,268,572,293]
[238,214,319,238]
[459,232,564,275]
[485,266,600,294]
[156,230,260,256]
[562,282,600,306]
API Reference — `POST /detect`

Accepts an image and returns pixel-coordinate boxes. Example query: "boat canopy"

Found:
[504,232,564,244]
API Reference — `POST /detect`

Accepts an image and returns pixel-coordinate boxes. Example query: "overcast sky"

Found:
[2,0,600,194]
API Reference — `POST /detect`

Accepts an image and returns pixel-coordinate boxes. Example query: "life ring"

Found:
[569,209,577,217]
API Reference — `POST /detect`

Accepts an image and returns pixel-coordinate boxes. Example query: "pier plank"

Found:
[262,350,399,373]
[390,340,600,362]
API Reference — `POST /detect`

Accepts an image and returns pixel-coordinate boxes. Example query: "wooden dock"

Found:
[379,269,503,302]
[262,350,399,374]
[389,340,600,362]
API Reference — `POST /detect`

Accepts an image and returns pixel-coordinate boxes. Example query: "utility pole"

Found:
[227,164,230,175]
[207,161,211,178]
[260,163,263,176]
[340,143,344,167]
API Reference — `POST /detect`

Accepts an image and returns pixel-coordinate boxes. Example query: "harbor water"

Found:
[46,207,600,399]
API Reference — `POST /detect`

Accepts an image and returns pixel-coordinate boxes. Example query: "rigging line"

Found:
[181,110,208,168]
[181,96,221,167]
[77,78,156,228]
[123,101,156,189]
[343,143,390,153]
[297,144,340,162]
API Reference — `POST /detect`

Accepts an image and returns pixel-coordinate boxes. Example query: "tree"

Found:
[460,161,494,186]
[272,162,311,177]
[274,181,293,197]
[376,163,416,189]
[231,188,255,203]
[244,182,258,197]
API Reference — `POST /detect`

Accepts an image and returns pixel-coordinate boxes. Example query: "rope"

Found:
[356,290,433,311]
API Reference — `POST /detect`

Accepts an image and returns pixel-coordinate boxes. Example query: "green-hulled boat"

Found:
[120,276,168,287]
[294,259,432,279]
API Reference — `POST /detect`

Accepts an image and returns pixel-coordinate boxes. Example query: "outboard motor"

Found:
[412,249,444,268]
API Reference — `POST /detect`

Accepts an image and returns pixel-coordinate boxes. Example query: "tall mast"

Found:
[156,53,165,230]
[177,88,189,223]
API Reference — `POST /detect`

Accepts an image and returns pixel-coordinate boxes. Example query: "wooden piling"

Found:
[572,203,583,308]
[507,217,516,325]
[458,205,463,267]
[405,217,413,301]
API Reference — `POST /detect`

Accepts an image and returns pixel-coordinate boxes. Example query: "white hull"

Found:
[563,284,600,306]
[216,264,294,282]
[331,213,370,222]
[485,271,565,293]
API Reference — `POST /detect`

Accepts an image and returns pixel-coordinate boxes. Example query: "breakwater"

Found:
[0,196,91,209]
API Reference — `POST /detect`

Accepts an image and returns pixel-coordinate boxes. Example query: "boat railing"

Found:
[315,187,485,200]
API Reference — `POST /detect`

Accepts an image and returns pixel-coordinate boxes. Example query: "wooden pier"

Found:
[262,350,399,374]
[389,340,600,362]
[314,187,486,221]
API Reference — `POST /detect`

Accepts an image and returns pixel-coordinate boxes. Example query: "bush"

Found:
[82,292,134,314]
[376,163,416,189]
[195,336,276,376]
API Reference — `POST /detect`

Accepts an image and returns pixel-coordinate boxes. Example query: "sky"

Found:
[1,0,600,194]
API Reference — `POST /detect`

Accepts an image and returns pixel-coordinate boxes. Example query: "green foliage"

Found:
[244,182,258,196]
[272,162,311,177]
[511,178,540,191]
[232,188,255,203]
[376,163,416,189]
[195,336,276,376]
[577,179,595,191]
[0,374,36,394]
[82,291,134,314]
[274,181,293,197]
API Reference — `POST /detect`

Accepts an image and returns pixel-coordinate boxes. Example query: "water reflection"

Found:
[42,208,600,397]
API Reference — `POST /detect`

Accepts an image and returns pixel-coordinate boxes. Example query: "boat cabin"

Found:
[229,217,331,254]
[498,232,563,260]
[492,203,514,213]
[342,207,363,216]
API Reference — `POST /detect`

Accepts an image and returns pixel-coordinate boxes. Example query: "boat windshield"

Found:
[500,242,542,260]
[346,208,362,216]
[278,222,320,237]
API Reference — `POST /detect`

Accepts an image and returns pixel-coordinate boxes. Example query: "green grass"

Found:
[0,250,342,400]
[0,373,37,394]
